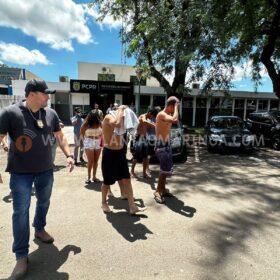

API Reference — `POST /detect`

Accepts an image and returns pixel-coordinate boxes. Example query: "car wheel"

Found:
[207,144,215,153]
[272,135,280,150]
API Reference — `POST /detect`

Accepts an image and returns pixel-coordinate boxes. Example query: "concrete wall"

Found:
[78,62,160,87]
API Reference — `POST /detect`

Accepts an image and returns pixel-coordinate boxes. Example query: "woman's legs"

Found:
[92,149,101,181]
[85,149,94,182]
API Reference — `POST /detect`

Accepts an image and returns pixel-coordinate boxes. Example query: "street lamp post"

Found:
[135,68,143,115]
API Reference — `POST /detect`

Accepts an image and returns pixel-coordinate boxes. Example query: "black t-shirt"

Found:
[0,101,61,173]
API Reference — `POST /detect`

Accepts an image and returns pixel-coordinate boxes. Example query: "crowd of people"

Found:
[0,79,180,279]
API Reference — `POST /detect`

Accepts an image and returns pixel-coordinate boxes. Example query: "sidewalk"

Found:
[61,125,75,145]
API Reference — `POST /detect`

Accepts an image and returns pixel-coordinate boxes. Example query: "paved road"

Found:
[0,135,279,280]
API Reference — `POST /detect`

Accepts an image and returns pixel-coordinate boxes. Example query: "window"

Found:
[139,95,150,114]
[153,96,165,109]
[196,98,207,108]
[98,73,115,81]
[247,99,256,110]
[221,98,232,109]
[183,97,193,108]
[235,99,245,109]
[210,98,220,108]
[258,100,268,110]
[130,75,146,86]
[271,100,279,110]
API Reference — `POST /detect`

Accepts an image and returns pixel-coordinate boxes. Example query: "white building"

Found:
[7,62,280,126]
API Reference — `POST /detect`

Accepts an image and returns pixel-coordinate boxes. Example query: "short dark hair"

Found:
[147,108,158,118]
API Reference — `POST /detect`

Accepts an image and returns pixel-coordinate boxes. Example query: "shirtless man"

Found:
[101,105,146,214]
[131,108,158,178]
[154,96,180,204]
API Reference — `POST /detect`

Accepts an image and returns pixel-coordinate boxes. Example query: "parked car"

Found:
[246,110,280,150]
[130,121,187,161]
[205,116,255,152]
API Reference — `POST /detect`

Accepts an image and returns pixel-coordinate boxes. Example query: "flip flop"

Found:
[101,204,112,213]
[130,173,137,178]
[107,192,114,197]
[154,193,165,204]
[129,207,146,215]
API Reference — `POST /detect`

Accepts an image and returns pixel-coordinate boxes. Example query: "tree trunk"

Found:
[272,76,280,99]
[260,1,280,99]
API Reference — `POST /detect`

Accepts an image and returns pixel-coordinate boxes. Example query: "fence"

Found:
[0,95,22,109]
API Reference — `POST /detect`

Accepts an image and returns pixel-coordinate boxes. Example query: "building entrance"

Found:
[90,92,135,114]
[90,93,115,114]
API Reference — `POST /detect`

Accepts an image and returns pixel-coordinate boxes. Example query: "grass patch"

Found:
[187,127,204,135]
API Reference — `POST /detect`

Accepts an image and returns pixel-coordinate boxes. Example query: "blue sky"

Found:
[0,0,273,93]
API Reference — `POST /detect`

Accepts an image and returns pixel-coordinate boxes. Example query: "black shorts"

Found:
[133,136,149,162]
[101,147,130,185]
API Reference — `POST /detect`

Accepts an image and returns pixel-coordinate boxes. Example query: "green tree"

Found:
[91,0,233,98]
[204,0,280,98]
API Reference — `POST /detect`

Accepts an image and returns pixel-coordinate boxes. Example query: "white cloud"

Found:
[0,60,3,64]
[163,60,269,88]
[0,42,51,65]
[232,60,268,82]
[83,4,123,30]
[0,0,93,51]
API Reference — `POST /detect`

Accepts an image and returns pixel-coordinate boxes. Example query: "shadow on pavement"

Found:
[134,172,158,191]
[84,181,102,192]
[106,211,153,242]
[164,196,196,218]
[172,148,280,271]
[107,195,145,210]
[24,239,81,279]
[195,206,279,269]
[2,192,12,203]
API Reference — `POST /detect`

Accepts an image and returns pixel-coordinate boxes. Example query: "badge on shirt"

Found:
[36,120,44,129]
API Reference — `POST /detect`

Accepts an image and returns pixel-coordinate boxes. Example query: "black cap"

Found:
[25,79,56,96]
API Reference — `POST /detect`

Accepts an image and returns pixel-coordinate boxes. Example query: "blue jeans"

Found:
[9,170,54,260]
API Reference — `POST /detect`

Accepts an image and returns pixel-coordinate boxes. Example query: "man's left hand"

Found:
[67,157,75,172]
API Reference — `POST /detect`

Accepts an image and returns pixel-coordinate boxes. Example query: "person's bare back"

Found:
[102,107,125,150]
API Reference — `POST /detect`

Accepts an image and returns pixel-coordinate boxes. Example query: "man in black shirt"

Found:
[0,79,75,279]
